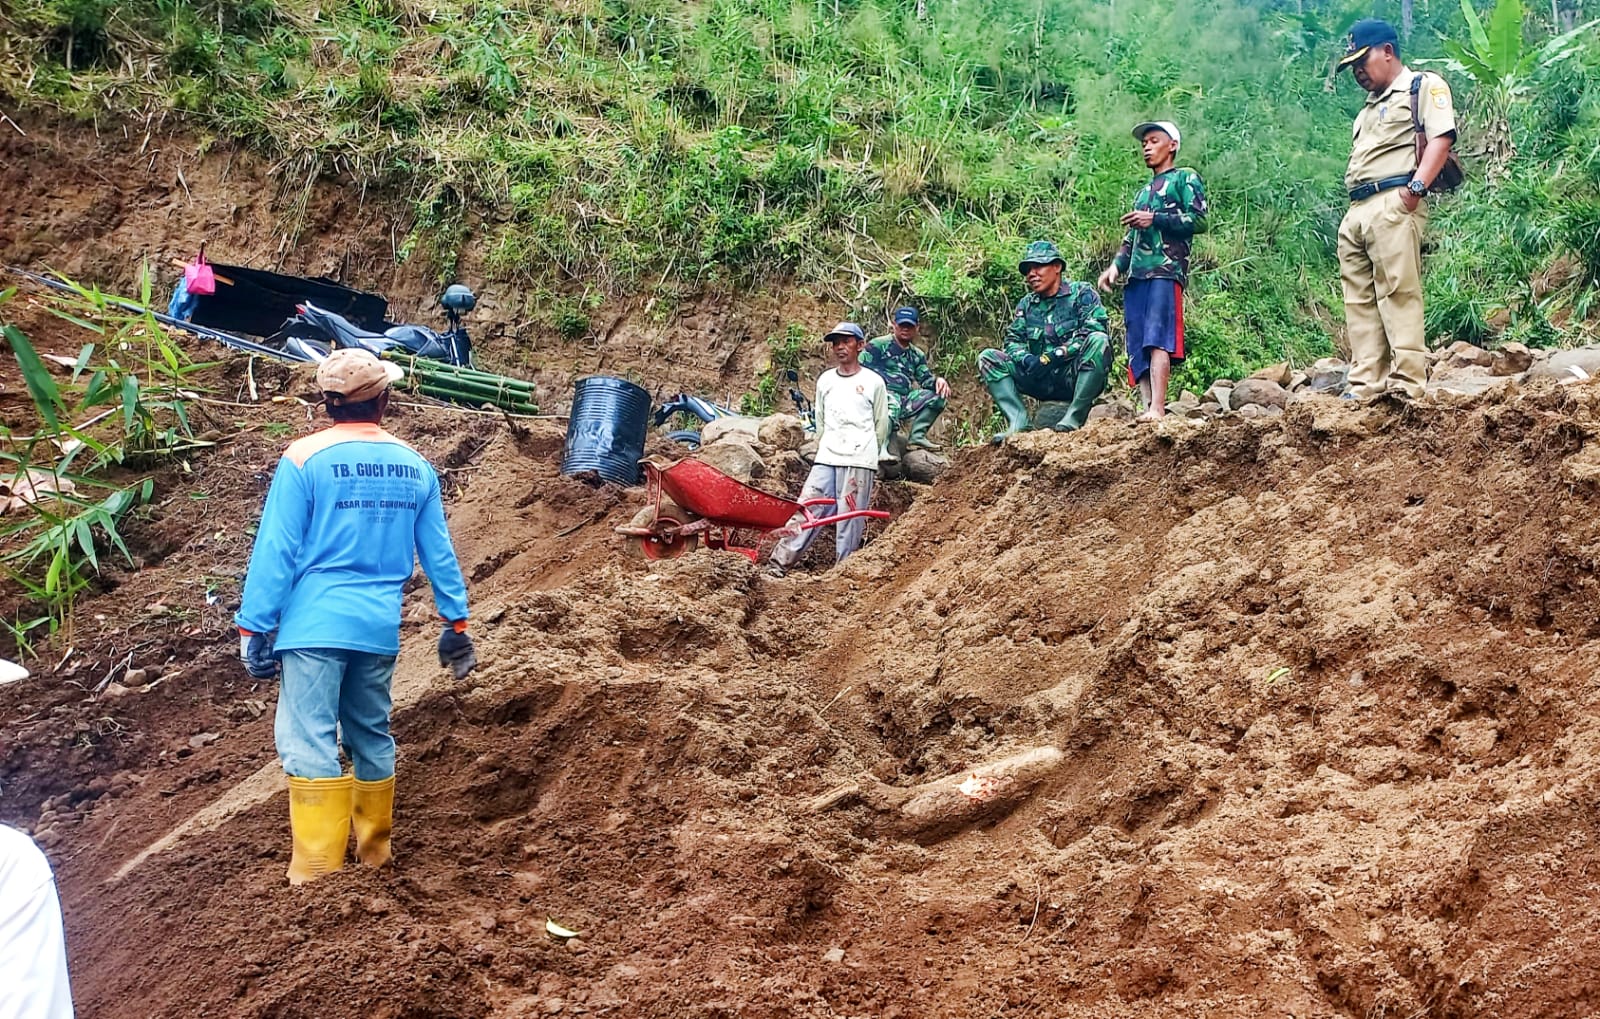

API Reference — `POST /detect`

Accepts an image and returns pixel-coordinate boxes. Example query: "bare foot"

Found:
[1135,408,1166,423]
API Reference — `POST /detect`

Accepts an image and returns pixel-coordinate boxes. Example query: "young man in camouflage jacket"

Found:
[1097,121,1209,421]
[977,241,1112,443]
[860,306,951,452]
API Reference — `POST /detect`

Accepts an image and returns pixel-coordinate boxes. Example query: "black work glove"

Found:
[239,630,279,680]
[438,624,477,680]
[1019,353,1043,375]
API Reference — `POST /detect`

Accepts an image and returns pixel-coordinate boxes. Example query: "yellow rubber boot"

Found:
[352,775,395,868]
[286,775,353,885]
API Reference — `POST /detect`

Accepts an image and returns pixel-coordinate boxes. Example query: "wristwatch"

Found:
[1407,178,1428,196]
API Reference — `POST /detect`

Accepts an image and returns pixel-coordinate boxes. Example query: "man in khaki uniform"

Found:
[1337,19,1456,400]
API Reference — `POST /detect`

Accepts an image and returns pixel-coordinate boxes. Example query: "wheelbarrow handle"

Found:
[796,508,891,531]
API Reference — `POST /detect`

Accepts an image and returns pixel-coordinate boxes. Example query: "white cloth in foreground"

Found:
[0,824,74,1019]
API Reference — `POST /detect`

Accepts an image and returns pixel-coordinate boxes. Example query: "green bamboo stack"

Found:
[383,352,539,415]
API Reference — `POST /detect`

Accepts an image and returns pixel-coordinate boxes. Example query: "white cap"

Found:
[1132,121,1181,151]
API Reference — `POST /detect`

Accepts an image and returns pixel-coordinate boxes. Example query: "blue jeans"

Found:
[275,648,398,781]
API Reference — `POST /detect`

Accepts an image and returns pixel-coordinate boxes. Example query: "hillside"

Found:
[4,0,1598,399]
[5,2,1600,1017]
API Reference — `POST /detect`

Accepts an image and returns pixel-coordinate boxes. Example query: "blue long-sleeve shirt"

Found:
[235,423,469,655]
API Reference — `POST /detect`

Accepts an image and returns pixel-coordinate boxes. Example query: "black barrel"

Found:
[562,375,651,486]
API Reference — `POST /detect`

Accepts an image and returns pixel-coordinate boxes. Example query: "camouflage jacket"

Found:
[1112,167,1209,287]
[1001,281,1110,361]
[861,336,937,397]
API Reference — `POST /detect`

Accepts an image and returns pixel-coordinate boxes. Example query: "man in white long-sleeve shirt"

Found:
[766,322,890,577]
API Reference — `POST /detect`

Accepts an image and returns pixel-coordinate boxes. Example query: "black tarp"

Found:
[188,263,387,338]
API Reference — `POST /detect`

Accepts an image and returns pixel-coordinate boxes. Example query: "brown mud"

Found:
[5,112,1600,1019]
[4,375,1600,1017]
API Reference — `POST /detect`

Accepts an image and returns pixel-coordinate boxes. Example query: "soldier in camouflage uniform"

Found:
[1097,121,1208,421]
[977,241,1112,444]
[861,306,951,452]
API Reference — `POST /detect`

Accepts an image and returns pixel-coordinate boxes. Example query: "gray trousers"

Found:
[769,464,876,568]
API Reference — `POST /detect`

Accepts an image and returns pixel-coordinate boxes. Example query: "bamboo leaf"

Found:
[44,549,65,597]
[121,374,141,434]
[44,307,106,335]
[4,324,64,430]
[71,343,96,381]
[74,518,99,572]
[78,368,111,410]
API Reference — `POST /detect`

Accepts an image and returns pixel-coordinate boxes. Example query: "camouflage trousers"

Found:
[976,335,1113,401]
[885,389,946,426]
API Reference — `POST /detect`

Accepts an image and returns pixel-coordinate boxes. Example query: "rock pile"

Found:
[1089,341,1600,423]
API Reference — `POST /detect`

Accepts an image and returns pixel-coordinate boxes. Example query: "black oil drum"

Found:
[561,375,650,486]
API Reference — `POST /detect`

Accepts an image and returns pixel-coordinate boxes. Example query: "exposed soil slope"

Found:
[8,373,1600,1018]
[0,112,864,427]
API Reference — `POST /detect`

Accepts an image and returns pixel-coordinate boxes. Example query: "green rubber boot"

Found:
[907,404,944,450]
[1052,342,1112,433]
[986,375,1032,444]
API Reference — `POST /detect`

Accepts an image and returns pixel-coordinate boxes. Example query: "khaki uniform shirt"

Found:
[1345,66,1456,189]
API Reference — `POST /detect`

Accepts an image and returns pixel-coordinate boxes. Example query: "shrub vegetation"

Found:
[2,0,1597,394]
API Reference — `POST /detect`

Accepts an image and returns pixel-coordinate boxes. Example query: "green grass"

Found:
[2,0,1598,397]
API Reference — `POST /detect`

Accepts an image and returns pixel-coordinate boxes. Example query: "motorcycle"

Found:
[653,370,816,451]
[268,284,477,366]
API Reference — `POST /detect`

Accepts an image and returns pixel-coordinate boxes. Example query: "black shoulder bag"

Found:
[1410,73,1465,194]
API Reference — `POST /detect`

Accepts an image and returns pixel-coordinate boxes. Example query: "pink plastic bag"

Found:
[184,252,216,296]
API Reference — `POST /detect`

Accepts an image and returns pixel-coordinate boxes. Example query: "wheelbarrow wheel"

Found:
[624,499,700,561]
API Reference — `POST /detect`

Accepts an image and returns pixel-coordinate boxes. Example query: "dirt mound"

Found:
[11,379,1600,1017]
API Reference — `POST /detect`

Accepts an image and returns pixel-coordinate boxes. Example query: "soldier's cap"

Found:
[892,306,920,326]
[1018,240,1065,273]
[316,347,403,404]
[823,322,866,344]
[1132,121,1181,151]
[1338,19,1398,69]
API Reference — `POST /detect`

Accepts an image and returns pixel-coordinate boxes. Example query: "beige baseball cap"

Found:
[316,348,403,404]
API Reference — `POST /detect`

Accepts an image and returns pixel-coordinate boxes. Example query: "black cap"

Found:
[1338,19,1398,69]
[892,307,919,326]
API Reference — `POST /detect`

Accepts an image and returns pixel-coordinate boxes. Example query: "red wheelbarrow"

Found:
[616,457,891,562]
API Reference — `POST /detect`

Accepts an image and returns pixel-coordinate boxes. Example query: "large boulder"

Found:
[899,448,951,484]
[700,416,762,446]
[1248,362,1293,387]
[1032,401,1073,430]
[1306,360,1350,393]
[1490,341,1534,377]
[757,413,807,451]
[1230,378,1290,409]
[1527,347,1600,382]
[1441,341,1494,369]
[694,439,766,484]
[1087,401,1134,422]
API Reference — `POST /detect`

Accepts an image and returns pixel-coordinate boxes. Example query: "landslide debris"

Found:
[16,381,1600,1019]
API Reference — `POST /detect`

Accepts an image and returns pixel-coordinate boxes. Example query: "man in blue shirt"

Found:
[236,348,476,884]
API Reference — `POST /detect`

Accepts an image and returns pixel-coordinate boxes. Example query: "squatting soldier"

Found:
[1097,120,1208,421]
[1337,18,1457,400]
[977,241,1112,443]
[860,306,951,452]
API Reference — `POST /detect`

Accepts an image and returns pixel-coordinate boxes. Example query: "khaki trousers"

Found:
[1338,189,1429,399]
